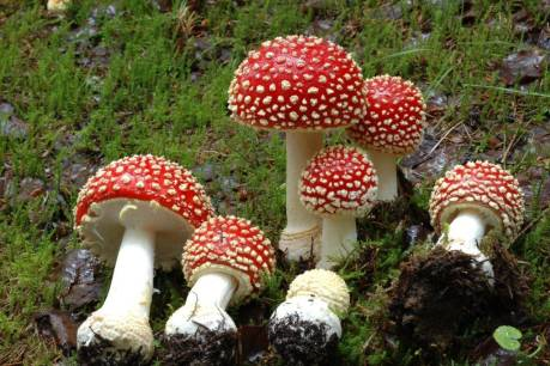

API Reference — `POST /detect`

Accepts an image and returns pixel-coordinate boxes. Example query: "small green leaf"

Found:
[493,325,522,352]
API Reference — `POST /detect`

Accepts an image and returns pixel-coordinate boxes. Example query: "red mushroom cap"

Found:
[228,35,367,131]
[182,216,276,303]
[347,75,426,155]
[429,161,524,236]
[75,154,213,227]
[299,145,378,217]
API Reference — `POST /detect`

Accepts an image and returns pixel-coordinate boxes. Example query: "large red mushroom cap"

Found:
[429,161,524,237]
[228,35,367,131]
[299,145,378,217]
[182,216,276,303]
[75,154,214,268]
[347,75,426,155]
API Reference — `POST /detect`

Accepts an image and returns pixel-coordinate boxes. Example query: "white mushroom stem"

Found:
[280,131,323,260]
[438,209,494,279]
[100,227,156,318]
[368,150,397,201]
[165,273,237,336]
[317,216,357,269]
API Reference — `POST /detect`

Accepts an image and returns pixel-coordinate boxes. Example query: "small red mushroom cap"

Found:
[299,145,378,217]
[228,35,367,131]
[182,216,276,303]
[347,75,426,155]
[429,161,525,236]
[75,154,213,228]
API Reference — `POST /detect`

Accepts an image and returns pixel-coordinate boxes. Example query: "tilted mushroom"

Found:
[164,216,276,365]
[228,35,367,261]
[347,75,426,201]
[74,154,213,363]
[429,160,524,277]
[299,145,378,268]
[269,269,350,365]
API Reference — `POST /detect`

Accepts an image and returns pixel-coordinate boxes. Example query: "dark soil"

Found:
[268,314,339,366]
[160,328,237,366]
[77,334,148,366]
[388,243,529,360]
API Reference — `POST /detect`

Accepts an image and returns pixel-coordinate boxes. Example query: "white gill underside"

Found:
[78,198,194,270]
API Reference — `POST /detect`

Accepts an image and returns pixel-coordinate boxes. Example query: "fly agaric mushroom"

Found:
[429,161,524,277]
[388,161,525,351]
[228,35,367,261]
[164,215,276,365]
[299,145,378,268]
[347,75,426,201]
[75,154,213,363]
[268,269,350,365]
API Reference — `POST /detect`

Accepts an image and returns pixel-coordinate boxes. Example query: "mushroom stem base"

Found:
[282,130,323,261]
[279,224,321,262]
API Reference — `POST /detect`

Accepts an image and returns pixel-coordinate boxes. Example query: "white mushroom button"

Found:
[268,269,350,365]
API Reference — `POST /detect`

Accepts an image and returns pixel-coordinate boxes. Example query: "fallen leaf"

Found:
[0,102,28,139]
[58,249,103,309]
[34,310,78,355]
[15,177,45,203]
[501,49,547,86]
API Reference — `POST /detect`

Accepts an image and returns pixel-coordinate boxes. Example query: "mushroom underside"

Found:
[388,244,528,354]
[78,198,194,270]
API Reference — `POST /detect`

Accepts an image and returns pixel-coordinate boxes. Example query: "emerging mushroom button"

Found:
[269,269,350,365]
[75,154,213,364]
[347,75,426,201]
[164,216,276,366]
[300,145,377,268]
[228,35,367,262]
[429,161,524,277]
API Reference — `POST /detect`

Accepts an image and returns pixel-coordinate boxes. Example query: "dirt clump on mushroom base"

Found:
[77,337,148,366]
[268,314,339,366]
[388,242,529,357]
[160,328,237,366]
